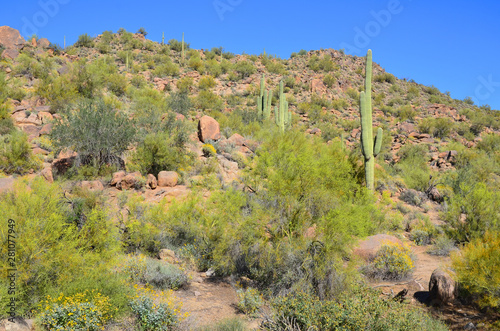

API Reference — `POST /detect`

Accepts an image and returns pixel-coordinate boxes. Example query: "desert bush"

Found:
[427,235,457,256]
[131,113,194,176]
[399,189,425,207]
[265,60,287,75]
[199,75,217,90]
[130,297,179,331]
[432,117,454,139]
[452,231,500,310]
[396,105,416,121]
[152,61,179,77]
[51,98,136,171]
[75,33,94,48]
[123,254,188,290]
[308,55,335,72]
[0,73,14,134]
[206,59,222,77]
[167,91,191,115]
[362,242,415,280]
[188,52,205,73]
[374,72,396,84]
[195,90,223,111]
[236,287,263,315]
[176,76,194,93]
[0,130,40,174]
[37,290,115,330]
[392,144,430,191]
[200,318,247,331]
[410,229,432,246]
[264,288,448,331]
[0,179,129,316]
[168,38,189,52]
[202,143,217,157]
[323,74,336,88]
[233,60,256,79]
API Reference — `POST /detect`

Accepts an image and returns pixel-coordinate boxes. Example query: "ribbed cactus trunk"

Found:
[181,32,185,63]
[274,80,291,133]
[257,74,272,120]
[360,49,383,191]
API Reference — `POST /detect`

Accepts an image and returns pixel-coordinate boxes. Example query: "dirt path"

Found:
[173,272,261,330]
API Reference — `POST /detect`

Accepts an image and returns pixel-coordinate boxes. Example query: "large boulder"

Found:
[198,115,220,143]
[146,174,157,189]
[77,180,104,191]
[429,268,457,305]
[0,317,33,331]
[41,167,53,183]
[353,234,403,261]
[158,171,178,187]
[119,172,143,190]
[0,177,15,195]
[110,170,126,186]
[0,26,25,50]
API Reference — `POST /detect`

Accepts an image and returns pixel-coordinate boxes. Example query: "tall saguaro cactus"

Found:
[257,74,272,120]
[360,49,383,191]
[274,80,292,132]
[181,32,185,63]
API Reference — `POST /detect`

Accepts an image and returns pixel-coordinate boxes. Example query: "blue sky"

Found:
[2,0,500,110]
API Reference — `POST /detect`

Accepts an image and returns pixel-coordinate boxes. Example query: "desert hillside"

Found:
[0,26,499,330]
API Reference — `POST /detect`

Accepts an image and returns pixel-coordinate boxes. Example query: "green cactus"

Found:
[360,49,383,191]
[181,32,185,63]
[162,32,165,45]
[257,74,272,120]
[275,80,292,132]
[126,53,129,71]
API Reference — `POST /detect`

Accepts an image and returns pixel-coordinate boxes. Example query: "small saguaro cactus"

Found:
[256,74,272,121]
[274,80,292,132]
[162,31,165,45]
[360,49,383,191]
[181,32,185,62]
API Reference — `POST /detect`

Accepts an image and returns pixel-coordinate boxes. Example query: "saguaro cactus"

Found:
[274,80,292,132]
[360,49,383,191]
[257,74,272,120]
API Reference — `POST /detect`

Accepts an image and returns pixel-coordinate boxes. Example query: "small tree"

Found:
[137,27,148,36]
[75,33,94,48]
[51,99,136,171]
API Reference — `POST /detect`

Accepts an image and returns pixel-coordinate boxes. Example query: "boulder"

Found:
[1,48,19,60]
[39,123,53,136]
[0,317,33,331]
[0,26,25,50]
[227,133,245,147]
[158,171,178,187]
[353,234,402,261]
[119,172,143,190]
[110,171,126,186]
[38,38,50,48]
[311,79,327,96]
[146,174,157,189]
[198,115,220,143]
[41,167,53,183]
[429,268,457,305]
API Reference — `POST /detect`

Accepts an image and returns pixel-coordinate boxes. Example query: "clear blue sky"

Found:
[2,0,500,110]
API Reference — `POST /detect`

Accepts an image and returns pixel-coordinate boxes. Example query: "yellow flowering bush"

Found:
[38,290,116,331]
[236,286,263,316]
[130,285,187,330]
[363,242,415,280]
[202,143,217,157]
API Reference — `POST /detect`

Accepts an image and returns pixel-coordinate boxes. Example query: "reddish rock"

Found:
[110,171,126,186]
[119,172,143,190]
[399,122,415,133]
[32,147,49,155]
[0,26,25,50]
[353,234,403,261]
[1,48,19,60]
[41,167,53,183]
[198,115,220,143]
[147,174,157,189]
[21,125,40,138]
[31,37,37,47]
[158,171,179,187]
[38,38,50,48]
[227,133,245,146]
[311,79,327,96]
[429,268,457,305]
[38,111,53,124]
[39,123,53,135]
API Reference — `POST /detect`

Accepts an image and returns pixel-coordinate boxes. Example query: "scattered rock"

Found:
[77,180,104,191]
[38,38,50,48]
[1,48,19,60]
[146,174,157,189]
[205,268,216,277]
[464,322,476,330]
[0,317,33,331]
[119,172,143,190]
[429,268,457,305]
[198,115,220,143]
[158,171,178,187]
[110,171,126,186]
[39,123,53,135]
[311,78,327,96]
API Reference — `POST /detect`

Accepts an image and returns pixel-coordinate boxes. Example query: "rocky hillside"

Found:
[1,25,500,330]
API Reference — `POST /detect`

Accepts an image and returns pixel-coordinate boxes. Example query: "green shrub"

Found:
[410,229,432,246]
[199,75,217,90]
[51,98,136,171]
[233,60,256,79]
[188,53,205,73]
[396,105,416,121]
[452,231,500,310]
[308,55,335,72]
[38,290,116,330]
[152,61,179,77]
[0,130,40,174]
[427,235,457,256]
[265,289,448,331]
[176,76,193,93]
[202,143,217,157]
[432,117,454,139]
[195,90,223,111]
[75,33,94,48]
[200,318,247,331]
[363,242,415,280]
[374,72,396,84]
[168,38,189,52]
[0,73,14,134]
[236,287,263,316]
[130,297,179,331]
[168,91,191,115]
[206,59,222,77]
[123,254,188,290]
[392,144,430,191]
[265,60,287,75]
